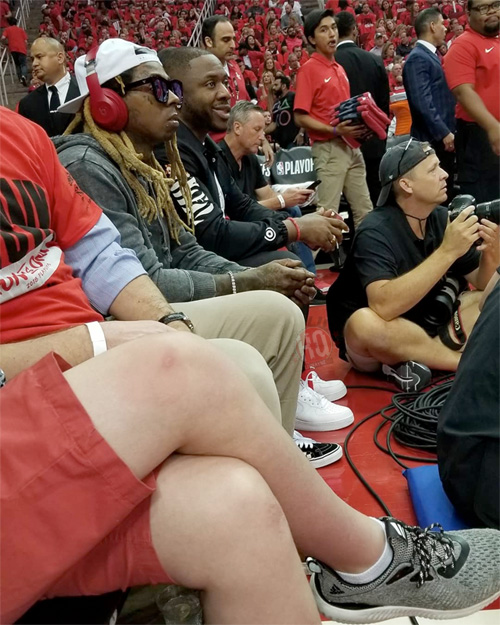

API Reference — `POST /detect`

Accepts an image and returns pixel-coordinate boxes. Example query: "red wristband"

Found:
[288,217,301,241]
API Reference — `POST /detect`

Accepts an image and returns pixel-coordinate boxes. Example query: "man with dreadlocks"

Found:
[54,39,350,459]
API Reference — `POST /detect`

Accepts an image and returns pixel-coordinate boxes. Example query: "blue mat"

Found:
[403,464,470,530]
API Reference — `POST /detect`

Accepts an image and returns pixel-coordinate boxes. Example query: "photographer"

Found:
[327,139,499,390]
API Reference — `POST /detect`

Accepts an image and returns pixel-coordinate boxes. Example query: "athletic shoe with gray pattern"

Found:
[307,516,500,624]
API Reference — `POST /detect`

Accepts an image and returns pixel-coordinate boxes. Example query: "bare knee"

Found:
[152,456,289,587]
[133,332,231,382]
[156,456,286,531]
[344,308,388,350]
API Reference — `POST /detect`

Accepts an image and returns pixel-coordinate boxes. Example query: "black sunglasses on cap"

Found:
[124,76,183,104]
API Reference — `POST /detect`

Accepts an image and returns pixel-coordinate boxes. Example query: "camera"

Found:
[423,274,467,331]
[448,194,500,224]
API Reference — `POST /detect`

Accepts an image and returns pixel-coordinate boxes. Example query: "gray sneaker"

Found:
[307,517,500,624]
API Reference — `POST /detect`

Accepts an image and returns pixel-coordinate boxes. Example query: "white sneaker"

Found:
[293,431,343,468]
[304,370,347,402]
[295,380,354,432]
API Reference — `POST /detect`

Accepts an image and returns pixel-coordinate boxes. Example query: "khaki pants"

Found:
[173,290,304,434]
[312,138,372,228]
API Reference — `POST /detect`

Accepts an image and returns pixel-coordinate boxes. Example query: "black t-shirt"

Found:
[218,140,268,199]
[437,279,499,528]
[327,203,480,354]
[271,91,299,149]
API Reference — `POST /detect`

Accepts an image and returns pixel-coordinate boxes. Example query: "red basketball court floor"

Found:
[304,269,423,523]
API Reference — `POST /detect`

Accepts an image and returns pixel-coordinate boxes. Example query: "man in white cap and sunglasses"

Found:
[326,138,499,390]
[53,38,353,465]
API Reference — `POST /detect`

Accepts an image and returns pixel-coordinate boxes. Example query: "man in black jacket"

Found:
[158,46,348,267]
[17,37,79,136]
[335,12,390,205]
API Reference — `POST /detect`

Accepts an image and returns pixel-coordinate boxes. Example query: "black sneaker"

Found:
[310,289,327,306]
[382,361,431,392]
[307,517,500,623]
[293,431,342,468]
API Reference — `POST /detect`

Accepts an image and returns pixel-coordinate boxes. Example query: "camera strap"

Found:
[438,303,467,351]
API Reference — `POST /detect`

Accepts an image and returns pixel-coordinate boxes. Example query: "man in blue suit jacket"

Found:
[403,8,457,201]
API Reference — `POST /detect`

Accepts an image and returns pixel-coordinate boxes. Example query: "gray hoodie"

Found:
[54,134,244,303]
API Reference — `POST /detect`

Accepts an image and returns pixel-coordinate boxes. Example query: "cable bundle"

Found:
[381,380,454,458]
[331,92,391,149]
[343,377,455,517]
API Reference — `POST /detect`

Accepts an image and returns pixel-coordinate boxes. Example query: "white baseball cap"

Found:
[58,39,162,114]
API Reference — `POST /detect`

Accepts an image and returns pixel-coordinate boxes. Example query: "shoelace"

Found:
[305,371,320,384]
[295,439,316,451]
[300,384,332,408]
[398,521,456,587]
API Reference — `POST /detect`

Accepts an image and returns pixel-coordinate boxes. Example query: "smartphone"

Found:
[307,180,322,190]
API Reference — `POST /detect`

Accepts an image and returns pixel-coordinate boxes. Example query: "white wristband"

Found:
[85,322,107,357]
[277,193,286,209]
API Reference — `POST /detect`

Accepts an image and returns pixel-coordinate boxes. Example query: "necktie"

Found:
[49,85,60,112]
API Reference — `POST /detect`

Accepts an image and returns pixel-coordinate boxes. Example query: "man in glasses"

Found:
[443,0,500,203]
[53,39,346,463]
[326,139,499,390]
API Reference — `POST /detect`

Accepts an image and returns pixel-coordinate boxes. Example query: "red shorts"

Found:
[0,353,172,624]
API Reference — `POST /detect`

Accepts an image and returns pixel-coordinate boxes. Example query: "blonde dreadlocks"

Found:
[64,97,194,243]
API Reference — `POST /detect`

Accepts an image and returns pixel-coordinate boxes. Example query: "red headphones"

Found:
[85,47,129,132]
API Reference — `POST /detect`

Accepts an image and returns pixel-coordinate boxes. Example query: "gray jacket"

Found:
[54,134,244,302]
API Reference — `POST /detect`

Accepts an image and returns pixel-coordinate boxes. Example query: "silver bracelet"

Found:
[228,271,237,294]
[277,193,286,209]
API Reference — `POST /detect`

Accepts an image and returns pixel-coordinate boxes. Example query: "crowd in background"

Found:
[17,0,470,138]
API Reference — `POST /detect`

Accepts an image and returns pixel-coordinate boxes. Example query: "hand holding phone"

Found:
[307,179,322,190]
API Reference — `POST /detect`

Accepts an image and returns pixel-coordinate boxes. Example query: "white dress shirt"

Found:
[46,71,72,109]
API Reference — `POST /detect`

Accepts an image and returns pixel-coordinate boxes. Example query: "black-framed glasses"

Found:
[470,0,500,13]
[124,76,183,104]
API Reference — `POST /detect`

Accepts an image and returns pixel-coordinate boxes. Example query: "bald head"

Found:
[32,36,64,53]
[30,37,66,85]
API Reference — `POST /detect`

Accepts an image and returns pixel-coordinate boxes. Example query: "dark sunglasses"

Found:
[396,136,413,179]
[124,76,183,104]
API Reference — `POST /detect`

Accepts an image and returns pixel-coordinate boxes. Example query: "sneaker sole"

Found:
[295,413,354,432]
[310,573,500,624]
[309,446,343,469]
[382,363,431,393]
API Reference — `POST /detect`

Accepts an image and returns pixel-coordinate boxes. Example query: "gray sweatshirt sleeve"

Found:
[64,152,243,303]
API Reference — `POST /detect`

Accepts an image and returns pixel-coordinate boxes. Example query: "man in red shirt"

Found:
[1,16,28,85]
[294,9,372,227]
[0,0,11,28]
[284,26,304,52]
[443,0,499,202]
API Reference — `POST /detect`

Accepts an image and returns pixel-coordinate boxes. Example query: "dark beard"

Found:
[483,20,500,35]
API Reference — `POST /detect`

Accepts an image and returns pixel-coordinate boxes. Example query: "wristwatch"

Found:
[158,312,195,332]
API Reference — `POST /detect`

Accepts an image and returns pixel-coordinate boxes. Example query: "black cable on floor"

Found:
[343,375,456,513]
